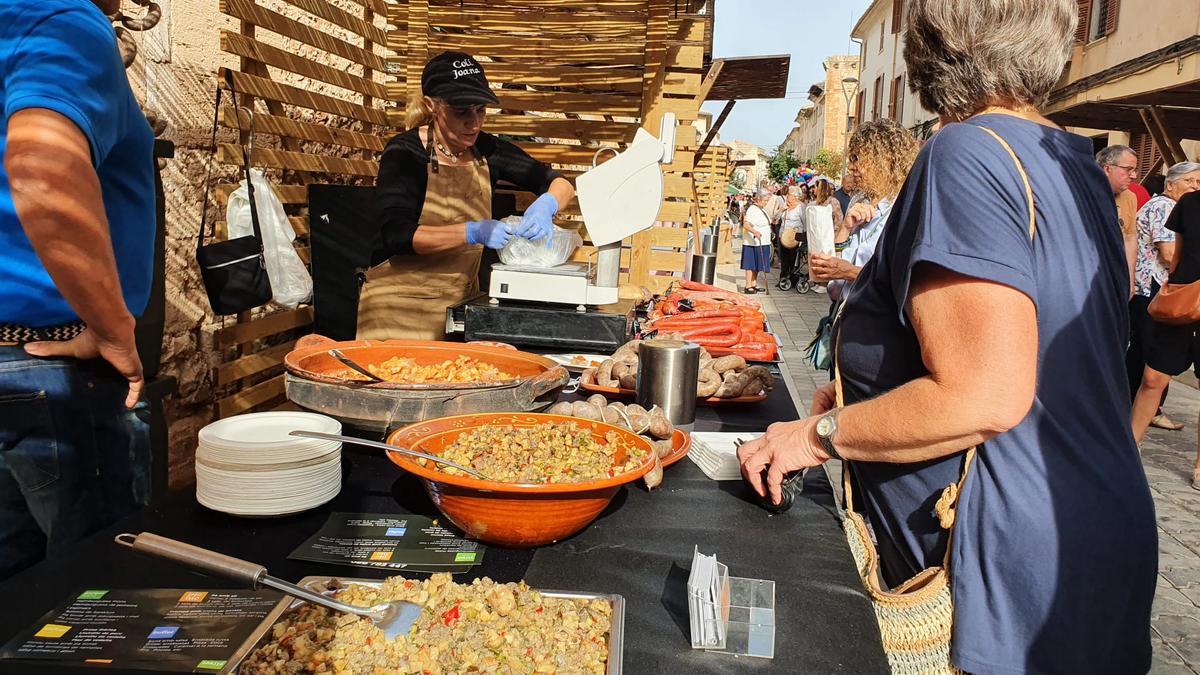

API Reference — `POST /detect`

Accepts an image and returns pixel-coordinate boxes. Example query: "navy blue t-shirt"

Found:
[1,0,154,326]
[835,115,1156,674]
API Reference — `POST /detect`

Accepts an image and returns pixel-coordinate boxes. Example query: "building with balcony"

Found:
[850,0,937,137]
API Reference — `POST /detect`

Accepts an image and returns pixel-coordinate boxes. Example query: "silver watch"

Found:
[815,410,844,460]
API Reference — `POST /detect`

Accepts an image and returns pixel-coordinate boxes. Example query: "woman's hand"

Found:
[809,253,856,282]
[516,192,559,243]
[465,219,512,249]
[737,418,832,506]
[811,382,837,415]
[844,202,876,229]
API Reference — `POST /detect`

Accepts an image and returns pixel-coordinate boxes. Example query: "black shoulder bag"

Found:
[195,70,273,315]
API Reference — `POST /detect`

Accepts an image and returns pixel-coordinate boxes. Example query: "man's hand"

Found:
[811,382,837,415]
[809,253,856,282]
[25,326,144,409]
[737,418,831,506]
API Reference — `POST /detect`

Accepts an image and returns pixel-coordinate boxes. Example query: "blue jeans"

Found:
[0,347,150,580]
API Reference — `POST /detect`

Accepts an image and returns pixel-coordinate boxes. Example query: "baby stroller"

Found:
[776,236,812,294]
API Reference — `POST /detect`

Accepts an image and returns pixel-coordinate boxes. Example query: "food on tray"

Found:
[642,280,778,361]
[239,574,612,674]
[586,340,773,399]
[548,394,675,490]
[568,354,602,367]
[431,422,647,484]
[338,355,514,385]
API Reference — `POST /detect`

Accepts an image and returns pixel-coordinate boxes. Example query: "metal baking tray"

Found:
[224,576,625,674]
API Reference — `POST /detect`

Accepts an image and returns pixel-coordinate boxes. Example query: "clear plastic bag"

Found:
[227,169,312,309]
[497,217,583,268]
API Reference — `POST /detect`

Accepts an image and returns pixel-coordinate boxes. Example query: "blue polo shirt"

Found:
[1,0,154,327]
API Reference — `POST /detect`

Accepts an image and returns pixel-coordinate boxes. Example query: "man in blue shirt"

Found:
[1,0,154,579]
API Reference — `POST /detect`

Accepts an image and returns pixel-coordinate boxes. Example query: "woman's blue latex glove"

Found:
[516,192,559,244]
[465,219,512,249]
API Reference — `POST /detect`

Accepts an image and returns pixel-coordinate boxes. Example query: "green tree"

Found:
[766,148,800,183]
[728,171,746,192]
[810,148,845,178]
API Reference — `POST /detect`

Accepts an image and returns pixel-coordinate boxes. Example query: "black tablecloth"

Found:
[0,381,887,674]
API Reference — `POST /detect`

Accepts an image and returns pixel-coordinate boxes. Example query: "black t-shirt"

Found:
[374,128,561,259]
[1167,191,1200,285]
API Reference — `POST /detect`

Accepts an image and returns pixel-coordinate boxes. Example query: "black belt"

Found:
[0,322,85,344]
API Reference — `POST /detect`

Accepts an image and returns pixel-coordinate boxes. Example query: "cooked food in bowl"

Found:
[429,422,647,484]
[239,574,611,674]
[339,355,515,385]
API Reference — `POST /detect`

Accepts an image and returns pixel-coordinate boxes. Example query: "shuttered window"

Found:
[1096,0,1120,39]
[891,0,905,33]
[1075,0,1091,44]
[856,90,866,128]
[1131,132,1161,180]
[873,76,884,121]
[888,77,898,120]
[894,75,905,123]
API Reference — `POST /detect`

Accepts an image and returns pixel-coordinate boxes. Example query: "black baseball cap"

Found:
[421,51,499,106]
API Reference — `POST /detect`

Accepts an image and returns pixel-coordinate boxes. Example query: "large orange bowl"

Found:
[386,413,656,548]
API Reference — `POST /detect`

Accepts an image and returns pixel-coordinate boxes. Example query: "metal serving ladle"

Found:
[288,430,491,481]
[327,348,385,383]
[115,532,423,640]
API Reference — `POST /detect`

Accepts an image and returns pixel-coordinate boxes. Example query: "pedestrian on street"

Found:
[1096,145,1140,296]
[740,188,772,294]
[833,172,857,215]
[776,184,809,291]
[0,0,155,580]
[1129,162,1200,431]
[738,1,1157,672]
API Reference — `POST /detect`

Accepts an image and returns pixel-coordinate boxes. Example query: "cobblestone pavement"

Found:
[712,259,1200,673]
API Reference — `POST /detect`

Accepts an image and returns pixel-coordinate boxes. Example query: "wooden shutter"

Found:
[856,90,865,128]
[1104,0,1120,36]
[1075,0,1092,44]
[891,0,904,33]
[895,75,905,124]
[1131,132,1160,179]
[887,78,898,120]
[873,76,884,121]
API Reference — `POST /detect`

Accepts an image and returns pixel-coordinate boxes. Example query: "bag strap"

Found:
[834,121,1036,567]
[196,85,223,253]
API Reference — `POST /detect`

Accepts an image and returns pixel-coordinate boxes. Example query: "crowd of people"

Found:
[736,0,1200,672]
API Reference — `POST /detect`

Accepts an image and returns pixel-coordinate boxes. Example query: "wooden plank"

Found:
[218,374,286,418]
[217,143,379,178]
[283,0,387,45]
[221,69,389,126]
[384,63,645,94]
[214,216,307,241]
[406,0,430,104]
[657,201,692,223]
[220,106,386,153]
[438,0,649,11]
[427,7,646,37]
[220,0,386,73]
[213,307,314,348]
[651,227,689,248]
[215,340,297,386]
[218,183,309,206]
[665,44,705,70]
[347,0,388,16]
[492,90,641,116]
[221,32,389,101]
[422,35,646,67]
[483,114,638,143]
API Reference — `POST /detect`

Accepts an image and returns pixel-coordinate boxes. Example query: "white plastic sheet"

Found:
[804,203,836,281]
[227,170,312,309]
[497,217,583,268]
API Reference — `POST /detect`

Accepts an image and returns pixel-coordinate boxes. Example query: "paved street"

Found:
[712,258,1200,673]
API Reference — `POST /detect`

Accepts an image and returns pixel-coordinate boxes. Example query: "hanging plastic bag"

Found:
[227,169,312,309]
[805,203,835,282]
[498,216,583,268]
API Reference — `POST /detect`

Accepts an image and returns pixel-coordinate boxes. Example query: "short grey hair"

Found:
[1096,145,1135,166]
[786,185,807,199]
[904,0,1078,119]
[1166,162,1200,184]
[753,188,772,201]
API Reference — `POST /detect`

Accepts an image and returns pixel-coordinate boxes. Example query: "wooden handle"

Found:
[117,532,266,587]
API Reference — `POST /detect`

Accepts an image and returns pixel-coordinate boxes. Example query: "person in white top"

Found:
[741,188,772,293]
[777,184,809,290]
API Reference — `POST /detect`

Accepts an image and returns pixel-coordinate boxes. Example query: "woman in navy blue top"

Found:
[738,1,1156,672]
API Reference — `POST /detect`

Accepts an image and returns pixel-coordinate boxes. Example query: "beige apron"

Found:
[357,129,491,340]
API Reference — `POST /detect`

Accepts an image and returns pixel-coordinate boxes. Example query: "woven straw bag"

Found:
[834,123,1034,674]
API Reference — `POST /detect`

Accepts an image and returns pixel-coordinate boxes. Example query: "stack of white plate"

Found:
[195,411,343,517]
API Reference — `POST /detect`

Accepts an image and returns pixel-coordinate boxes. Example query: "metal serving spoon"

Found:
[328,348,384,383]
[115,532,423,640]
[288,430,491,481]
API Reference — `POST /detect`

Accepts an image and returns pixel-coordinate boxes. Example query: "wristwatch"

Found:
[815,410,844,461]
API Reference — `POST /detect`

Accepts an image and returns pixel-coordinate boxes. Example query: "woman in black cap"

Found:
[360,51,575,340]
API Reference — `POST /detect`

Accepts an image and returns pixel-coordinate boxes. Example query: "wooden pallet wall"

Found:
[209,0,712,419]
[386,0,712,293]
[212,0,390,418]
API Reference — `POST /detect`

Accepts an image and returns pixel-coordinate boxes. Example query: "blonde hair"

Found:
[812,180,835,204]
[405,92,433,130]
[848,120,920,201]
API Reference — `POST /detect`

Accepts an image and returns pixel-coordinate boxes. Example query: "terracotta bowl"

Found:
[386,413,656,548]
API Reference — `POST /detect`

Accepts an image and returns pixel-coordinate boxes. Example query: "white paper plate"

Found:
[198,411,341,454]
